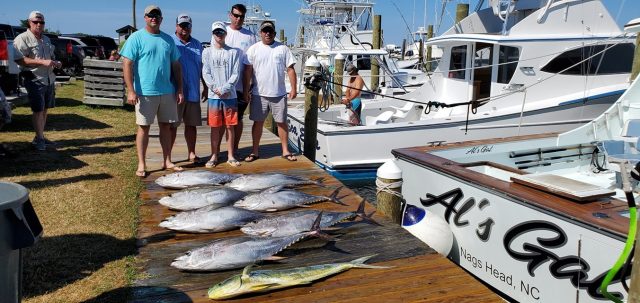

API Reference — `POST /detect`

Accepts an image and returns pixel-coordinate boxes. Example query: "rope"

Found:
[375,178,404,199]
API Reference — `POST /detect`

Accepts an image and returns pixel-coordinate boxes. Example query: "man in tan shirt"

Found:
[13,10,61,151]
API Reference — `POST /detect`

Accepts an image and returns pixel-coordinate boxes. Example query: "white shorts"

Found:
[135,94,178,125]
[249,94,287,123]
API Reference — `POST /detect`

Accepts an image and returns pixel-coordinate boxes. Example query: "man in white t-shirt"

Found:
[244,21,297,162]
[224,3,256,157]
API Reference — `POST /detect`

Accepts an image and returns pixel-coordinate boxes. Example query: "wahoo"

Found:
[208,255,389,299]
[234,186,346,212]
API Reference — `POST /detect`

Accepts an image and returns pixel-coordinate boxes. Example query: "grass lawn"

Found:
[0,80,140,303]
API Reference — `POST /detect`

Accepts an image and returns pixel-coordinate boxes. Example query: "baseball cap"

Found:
[260,21,275,32]
[346,64,358,74]
[28,11,44,21]
[176,14,191,25]
[211,21,226,33]
[144,5,162,16]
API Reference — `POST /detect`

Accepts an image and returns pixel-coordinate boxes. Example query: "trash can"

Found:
[0,182,43,303]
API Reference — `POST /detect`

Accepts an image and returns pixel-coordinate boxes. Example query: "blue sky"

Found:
[0,0,636,45]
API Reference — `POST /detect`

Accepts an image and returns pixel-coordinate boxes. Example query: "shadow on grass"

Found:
[2,113,111,132]
[22,233,137,299]
[80,286,193,303]
[0,135,135,178]
[17,173,113,190]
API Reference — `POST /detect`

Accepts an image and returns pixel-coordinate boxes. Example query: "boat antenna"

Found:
[391,0,418,46]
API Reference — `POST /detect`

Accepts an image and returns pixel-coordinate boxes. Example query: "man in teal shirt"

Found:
[121,5,184,177]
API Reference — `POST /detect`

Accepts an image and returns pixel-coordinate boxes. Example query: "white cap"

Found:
[28,11,44,21]
[211,21,226,33]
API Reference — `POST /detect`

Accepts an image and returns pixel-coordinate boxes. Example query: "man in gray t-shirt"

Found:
[13,10,61,151]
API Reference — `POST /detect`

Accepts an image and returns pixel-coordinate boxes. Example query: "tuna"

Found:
[234,186,346,212]
[159,206,264,233]
[171,213,328,271]
[241,199,377,237]
[207,255,389,299]
[155,170,241,189]
[226,173,322,192]
[158,187,248,211]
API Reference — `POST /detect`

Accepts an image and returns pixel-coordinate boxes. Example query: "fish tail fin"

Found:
[313,177,326,187]
[350,254,392,269]
[328,186,348,206]
[309,211,334,240]
[354,199,381,226]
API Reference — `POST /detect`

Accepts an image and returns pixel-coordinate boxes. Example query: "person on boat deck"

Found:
[341,64,364,125]
[120,5,184,177]
[223,3,257,159]
[202,21,242,168]
[243,20,298,162]
[170,13,205,165]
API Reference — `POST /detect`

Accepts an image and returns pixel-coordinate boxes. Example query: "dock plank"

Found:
[133,102,502,302]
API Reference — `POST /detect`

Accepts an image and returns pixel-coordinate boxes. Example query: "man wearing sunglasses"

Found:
[121,5,184,177]
[13,10,62,151]
[223,3,257,157]
[244,21,298,162]
[170,13,205,165]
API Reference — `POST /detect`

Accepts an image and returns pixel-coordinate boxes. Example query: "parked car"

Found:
[89,35,118,58]
[44,33,85,77]
[11,26,26,36]
[61,34,105,59]
[0,24,19,94]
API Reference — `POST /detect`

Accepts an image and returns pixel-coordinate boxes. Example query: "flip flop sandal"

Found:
[227,159,241,167]
[205,160,218,168]
[244,154,260,162]
[282,154,297,161]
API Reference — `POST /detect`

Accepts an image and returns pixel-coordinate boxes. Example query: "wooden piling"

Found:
[418,39,424,70]
[298,26,305,48]
[401,38,406,60]
[376,160,404,224]
[333,53,345,104]
[279,29,285,43]
[371,15,381,92]
[632,35,640,81]
[304,57,321,162]
[456,4,469,23]
[426,25,434,71]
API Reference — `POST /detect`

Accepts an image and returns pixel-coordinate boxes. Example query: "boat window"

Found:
[497,46,519,84]
[356,55,371,71]
[449,45,467,79]
[541,43,634,75]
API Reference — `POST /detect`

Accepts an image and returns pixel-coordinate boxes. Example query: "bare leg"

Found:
[170,125,178,153]
[159,122,179,169]
[277,122,294,157]
[234,119,243,155]
[250,120,264,156]
[227,125,236,161]
[210,126,222,163]
[136,125,151,173]
[32,110,46,139]
[185,125,197,161]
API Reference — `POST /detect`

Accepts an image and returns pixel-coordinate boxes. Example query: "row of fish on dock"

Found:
[154,170,386,299]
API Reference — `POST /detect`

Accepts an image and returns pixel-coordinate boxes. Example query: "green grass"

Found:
[0,80,141,303]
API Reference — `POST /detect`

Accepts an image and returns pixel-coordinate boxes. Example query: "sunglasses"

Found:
[212,30,226,36]
[231,13,245,19]
[261,28,274,34]
[146,13,162,19]
[178,23,192,29]
[31,20,45,25]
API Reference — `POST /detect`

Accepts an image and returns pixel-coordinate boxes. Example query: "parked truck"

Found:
[0,24,20,94]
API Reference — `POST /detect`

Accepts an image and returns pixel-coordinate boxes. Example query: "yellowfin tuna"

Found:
[207,255,389,300]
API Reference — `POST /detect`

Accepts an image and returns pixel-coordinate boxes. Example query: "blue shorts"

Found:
[207,98,238,127]
[25,80,55,113]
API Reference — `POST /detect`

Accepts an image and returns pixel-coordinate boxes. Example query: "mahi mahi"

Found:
[226,173,322,192]
[241,199,377,237]
[171,213,328,271]
[158,187,248,211]
[234,186,346,212]
[159,206,264,233]
[207,255,389,299]
[155,170,241,189]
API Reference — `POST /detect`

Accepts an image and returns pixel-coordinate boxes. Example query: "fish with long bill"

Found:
[207,255,389,299]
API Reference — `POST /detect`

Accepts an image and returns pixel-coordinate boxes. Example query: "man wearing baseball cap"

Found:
[244,20,298,162]
[13,10,62,151]
[120,5,184,177]
[170,13,205,164]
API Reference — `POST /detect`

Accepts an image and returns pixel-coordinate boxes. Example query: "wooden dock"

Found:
[133,102,502,302]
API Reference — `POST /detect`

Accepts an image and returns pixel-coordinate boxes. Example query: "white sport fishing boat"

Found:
[392,17,640,303]
[292,0,428,96]
[287,0,635,179]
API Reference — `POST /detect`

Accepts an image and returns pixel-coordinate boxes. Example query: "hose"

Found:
[599,190,636,302]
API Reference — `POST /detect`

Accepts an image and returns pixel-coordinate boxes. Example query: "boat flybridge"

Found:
[392,17,640,303]
[291,0,428,96]
[287,0,636,178]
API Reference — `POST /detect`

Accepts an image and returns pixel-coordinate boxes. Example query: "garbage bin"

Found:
[0,182,43,303]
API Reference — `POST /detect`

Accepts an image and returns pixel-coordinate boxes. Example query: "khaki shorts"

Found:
[249,95,287,123]
[174,101,202,127]
[135,94,178,125]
